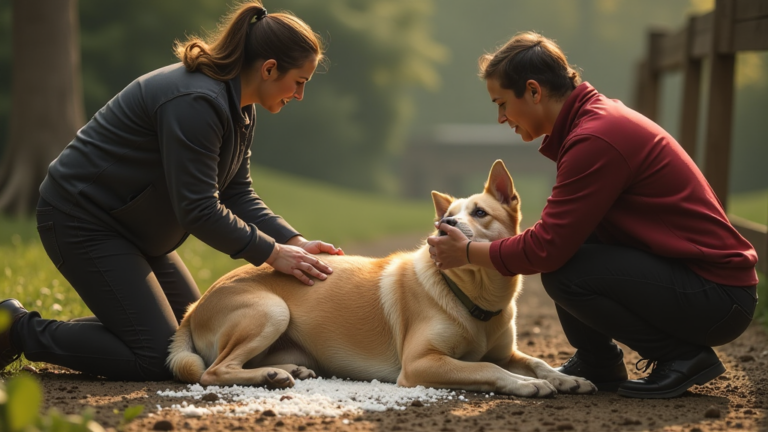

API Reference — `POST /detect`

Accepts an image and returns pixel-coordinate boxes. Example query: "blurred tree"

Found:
[0,0,444,201]
[0,0,85,216]
[251,0,446,193]
[77,0,228,116]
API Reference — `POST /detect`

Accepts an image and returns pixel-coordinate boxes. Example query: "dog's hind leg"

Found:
[199,293,296,388]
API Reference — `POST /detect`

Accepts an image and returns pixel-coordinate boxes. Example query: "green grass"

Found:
[728,188,768,226]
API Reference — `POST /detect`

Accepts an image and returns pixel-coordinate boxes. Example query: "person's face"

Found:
[257,56,318,113]
[485,78,546,142]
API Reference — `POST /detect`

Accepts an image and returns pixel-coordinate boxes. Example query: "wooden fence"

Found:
[634,0,768,274]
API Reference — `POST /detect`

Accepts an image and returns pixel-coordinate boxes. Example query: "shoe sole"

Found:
[595,380,629,392]
[616,361,726,399]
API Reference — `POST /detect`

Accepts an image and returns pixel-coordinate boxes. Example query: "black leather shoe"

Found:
[0,299,28,371]
[556,350,628,391]
[617,348,725,399]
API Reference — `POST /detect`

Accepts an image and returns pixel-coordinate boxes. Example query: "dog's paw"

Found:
[290,366,317,380]
[546,375,597,394]
[505,379,557,398]
[264,369,296,389]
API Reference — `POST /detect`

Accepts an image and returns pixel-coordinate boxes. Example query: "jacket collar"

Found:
[538,82,599,162]
[226,74,254,128]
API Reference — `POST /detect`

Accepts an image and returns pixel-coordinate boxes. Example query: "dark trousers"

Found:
[541,243,757,363]
[14,197,201,380]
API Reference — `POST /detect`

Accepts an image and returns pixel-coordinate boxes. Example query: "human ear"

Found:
[261,59,278,80]
[526,80,542,102]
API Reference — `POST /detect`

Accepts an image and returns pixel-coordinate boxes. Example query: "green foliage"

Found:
[0,373,124,432]
[1,0,444,195]
[78,0,228,116]
[0,374,143,431]
[4,374,42,431]
[253,0,446,193]
[117,405,144,430]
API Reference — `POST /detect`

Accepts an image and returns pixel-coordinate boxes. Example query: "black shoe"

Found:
[0,299,28,371]
[556,350,628,391]
[617,348,725,399]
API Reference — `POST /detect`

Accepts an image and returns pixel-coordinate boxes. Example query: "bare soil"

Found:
[25,234,768,431]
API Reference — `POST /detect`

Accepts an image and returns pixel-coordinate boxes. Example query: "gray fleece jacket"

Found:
[39,63,299,265]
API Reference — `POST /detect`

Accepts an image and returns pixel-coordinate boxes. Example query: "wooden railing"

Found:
[634,0,768,274]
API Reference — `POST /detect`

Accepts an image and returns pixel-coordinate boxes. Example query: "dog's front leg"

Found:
[502,351,596,395]
[398,353,556,398]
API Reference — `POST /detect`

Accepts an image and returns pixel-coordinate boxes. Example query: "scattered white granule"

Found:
[157,377,457,417]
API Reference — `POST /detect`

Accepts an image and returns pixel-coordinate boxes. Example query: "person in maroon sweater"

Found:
[427,31,758,399]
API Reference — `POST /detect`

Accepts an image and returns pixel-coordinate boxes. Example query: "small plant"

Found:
[0,373,145,432]
[116,405,144,431]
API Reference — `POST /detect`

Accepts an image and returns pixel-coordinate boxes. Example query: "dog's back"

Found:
[168,250,426,383]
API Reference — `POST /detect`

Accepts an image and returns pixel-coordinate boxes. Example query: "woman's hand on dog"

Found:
[297,239,344,256]
[428,223,470,270]
[266,239,339,286]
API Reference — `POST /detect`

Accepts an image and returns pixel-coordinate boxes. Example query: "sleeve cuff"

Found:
[256,218,300,244]
[230,223,277,266]
[490,239,518,277]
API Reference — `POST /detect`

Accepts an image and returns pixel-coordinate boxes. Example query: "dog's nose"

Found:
[438,217,458,236]
[442,217,458,227]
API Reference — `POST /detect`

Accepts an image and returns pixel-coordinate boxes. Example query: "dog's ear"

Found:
[484,160,517,205]
[431,191,454,220]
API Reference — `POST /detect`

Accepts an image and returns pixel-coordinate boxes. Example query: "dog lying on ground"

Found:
[167,160,596,397]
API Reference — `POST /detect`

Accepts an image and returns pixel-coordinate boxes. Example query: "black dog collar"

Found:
[439,271,502,322]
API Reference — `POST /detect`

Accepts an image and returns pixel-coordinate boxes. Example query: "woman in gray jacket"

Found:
[0,2,338,381]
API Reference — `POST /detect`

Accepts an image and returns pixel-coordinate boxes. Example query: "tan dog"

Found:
[167,160,596,397]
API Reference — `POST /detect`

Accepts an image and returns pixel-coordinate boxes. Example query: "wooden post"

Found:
[702,0,736,207]
[678,16,703,159]
[633,59,648,113]
[639,30,667,122]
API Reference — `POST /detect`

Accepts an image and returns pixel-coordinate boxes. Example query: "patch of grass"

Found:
[0,216,39,246]
[729,188,768,225]
[249,165,435,245]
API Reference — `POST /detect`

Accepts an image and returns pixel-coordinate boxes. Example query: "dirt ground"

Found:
[22,234,768,431]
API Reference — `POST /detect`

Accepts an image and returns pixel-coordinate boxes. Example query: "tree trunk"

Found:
[0,0,84,216]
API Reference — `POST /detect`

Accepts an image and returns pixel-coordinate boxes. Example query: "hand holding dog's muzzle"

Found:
[427,222,471,270]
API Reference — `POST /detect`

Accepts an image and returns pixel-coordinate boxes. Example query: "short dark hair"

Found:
[479,31,581,100]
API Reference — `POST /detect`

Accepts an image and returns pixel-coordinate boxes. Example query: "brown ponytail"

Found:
[479,32,581,100]
[174,1,324,81]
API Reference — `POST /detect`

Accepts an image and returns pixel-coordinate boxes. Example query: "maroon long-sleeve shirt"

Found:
[489,82,758,287]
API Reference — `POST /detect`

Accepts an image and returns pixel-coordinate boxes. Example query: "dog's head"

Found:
[432,160,521,242]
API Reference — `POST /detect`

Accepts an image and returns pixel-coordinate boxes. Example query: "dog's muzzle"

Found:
[438,217,474,239]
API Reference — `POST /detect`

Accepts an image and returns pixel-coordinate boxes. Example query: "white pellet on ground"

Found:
[157,377,457,418]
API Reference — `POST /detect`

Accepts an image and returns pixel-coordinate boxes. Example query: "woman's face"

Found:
[257,56,318,113]
[485,78,546,142]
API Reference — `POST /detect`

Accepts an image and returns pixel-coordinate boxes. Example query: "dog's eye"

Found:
[473,208,487,218]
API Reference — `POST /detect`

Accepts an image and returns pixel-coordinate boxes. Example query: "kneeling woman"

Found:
[1,2,342,381]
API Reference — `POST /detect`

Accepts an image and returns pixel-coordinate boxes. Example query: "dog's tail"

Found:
[166,315,206,383]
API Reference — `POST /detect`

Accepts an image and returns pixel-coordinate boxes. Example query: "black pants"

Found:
[541,243,757,363]
[14,197,200,380]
